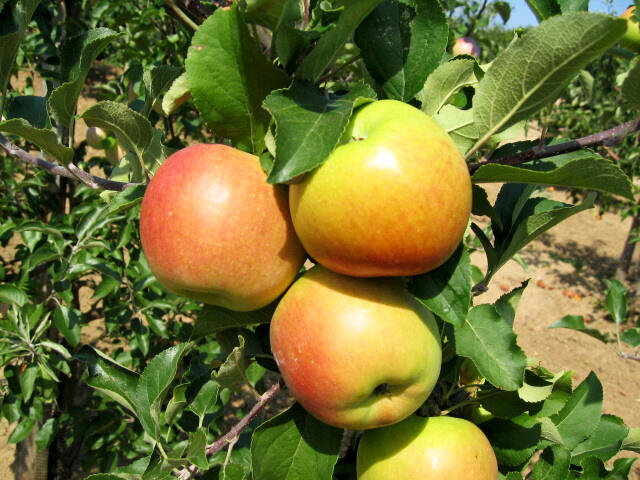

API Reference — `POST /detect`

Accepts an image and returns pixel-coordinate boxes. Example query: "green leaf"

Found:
[8,417,35,444]
[161,72,191,116]
[6,95,49,129]
[22,245,61,273]
[0,0,41,106]
[419,57,481,116]
[107,185,146,214]
[453,304,526,390]
[188,379,220,425]
[621,59,640,107]
[525,0,560,22]
[141,65,182,118]
[604,278,627,326]
[0,283,27,306]
[571,415,629,465]
[504,473,523,480]
[471,13,627,155]
[297,0,384,82]
[213,336,249,393]
[621,427,640,453]
[558,0,588,13]
[433,105,478,154]
[185,4,288,152]
[620,328,640,347]
[408,244,471,327]
[134,343,190,440]
[19,365,38,402]
[165,383,188,427]
[472,185,502,229]
[242,0,303,30]
[355,0,447,102]
[92,275,120,302]
[188,428,209,471]
[35,417,58,449]
[80,101,154,176]
[580,456,637,479]
[483,419,541,466]
[251,403,342,480]
[545,372,603,450]
[472,151,633,200]
[494,1,511,23]
[76,345,140,413]
[531,445,571,480]
[191,305,273,340]
[0,118,74,164]
[48,28,120,127]
[550,315,609,343]
[264,81,376,183]
[494,281,528,327]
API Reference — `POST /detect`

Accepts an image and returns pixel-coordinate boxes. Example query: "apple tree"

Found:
[0,0,639,479]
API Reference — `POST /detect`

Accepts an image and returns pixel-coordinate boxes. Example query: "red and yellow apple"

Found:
[357,415,498,480]
[139,144,306,311]
[289,100,472,278]
[452,37,481,58]
[620,6,640,52]
[270,266,442,430]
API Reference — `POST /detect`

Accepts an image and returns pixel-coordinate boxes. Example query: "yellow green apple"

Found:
[86,126,108,149]
[620,6,640,52]
[289,100,472,278]
[452,37,481,58]
[139,144,306,311]
[270,266,442,429]
[357,415,498,480]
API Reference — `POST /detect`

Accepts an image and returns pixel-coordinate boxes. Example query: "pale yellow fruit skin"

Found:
[270,266,441,430]
[289,100,472,278]
[357,415,498,480]
[621,7,640,52]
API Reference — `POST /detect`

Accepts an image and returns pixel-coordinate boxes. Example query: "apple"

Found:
[289,100,472,278]
[452,37,481,58]
[620,6,640,52]
[86,126,108,149]
[139,144,306,311]
[357,415,498,480]
[270,266,442,430]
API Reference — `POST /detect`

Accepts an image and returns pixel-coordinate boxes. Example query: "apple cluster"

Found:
[139,100,497,478]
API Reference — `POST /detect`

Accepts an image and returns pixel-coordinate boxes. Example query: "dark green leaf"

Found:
[550,315,609,343]
[19,365,38,402]
[453,304,526,390]
[213,336,249,393]
[483,418,541,466]
[53,305,82,347]
[134,343,191,439]
[251,403,342,480]
[604,278,627,326]
[188,428,209,471]
[35,417,58,449]
[0,118,74,164]
[494,281,528,327]
[142,65,182,118]
[76,345,140,413]
[297,0,384,82]
[571,415,629,465]
[185,4,288,152]
[192,305,273,340]
[531,445,571,480]
[165,383,188,426]
[189,379,220,424]
[8,417,35,443]
[264,81,376,183]
[408,244,471,327]
[419,57,480,116]
[621,60,640,107]
[355,0,447,102]
[0,284,27,306]
[107,185,146,214]
[6,95,48,129]
[525,0,560,20]
[620,328,640,347]
[48,28,120,127]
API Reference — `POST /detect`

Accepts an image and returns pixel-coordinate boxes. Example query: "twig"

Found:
[165,0,199,30]
[619,351,640,362]
[468,117,640,174]
[175,380,283,479]
[465,0,488,37]
[0,132,140,192]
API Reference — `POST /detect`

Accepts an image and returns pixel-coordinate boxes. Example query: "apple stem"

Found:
[468,116,640,173]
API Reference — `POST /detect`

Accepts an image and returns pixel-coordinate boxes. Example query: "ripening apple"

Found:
[270,266,442,430]
[139,144,306,311]
[620,6,640,52]
[86,126,108,149]
[289,100,472,278]
[452,36,481,58]
[357,415,498,480]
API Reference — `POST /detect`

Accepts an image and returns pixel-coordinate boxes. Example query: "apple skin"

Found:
[357,415,498,480]
[270,266,442,430]
[289,100,472,278]
[139,144,306,311]
[86,126,108,149]
[452,37,481,58]
[620,7,640,52]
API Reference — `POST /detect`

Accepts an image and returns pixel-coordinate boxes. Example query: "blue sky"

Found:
[504,0,633,27]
